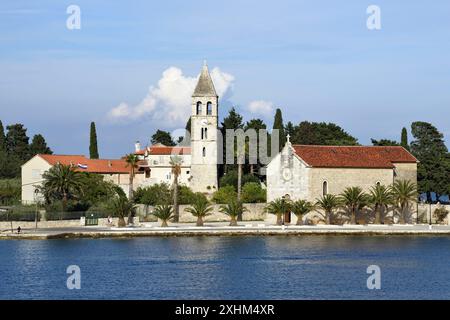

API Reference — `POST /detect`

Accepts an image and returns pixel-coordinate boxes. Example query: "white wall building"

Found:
[21,63,222,203]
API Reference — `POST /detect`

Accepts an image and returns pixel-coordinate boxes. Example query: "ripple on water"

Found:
[1,236,450,299]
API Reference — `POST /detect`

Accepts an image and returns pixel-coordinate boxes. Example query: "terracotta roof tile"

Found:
[292,145,417,169]
[135,146,191,156]
[39,154,130,173]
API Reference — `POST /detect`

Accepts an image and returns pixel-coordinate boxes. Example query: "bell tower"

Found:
[190,61,219,193]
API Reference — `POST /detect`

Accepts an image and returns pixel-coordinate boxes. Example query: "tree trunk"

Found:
[129,171,134,199]
[118,217,126,227]
[276,213,282,225]
[62,193,68,213]
[374,205,381,224]
[237,163,243,221]
[173,177,179,222]
[326,211,331,225]
[127,212,134,226]
[161,220,168,227]
[296,214,303,225]
[399,205,406,224]
[196,216,204,227]
[230,216,238,226]
[351,208,356,224]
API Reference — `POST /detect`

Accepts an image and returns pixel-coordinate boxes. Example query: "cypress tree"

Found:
[89,122,99,159]
[0,120,6,151]
[272,108,286,152]
[401,127,409,150]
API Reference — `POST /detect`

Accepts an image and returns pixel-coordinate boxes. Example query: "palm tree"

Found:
[170,156,182,222]
[41,164,84,212]
[185,196,213,226]
[152,204,174,227]
[340,187,369,224]
[391,180,418,224]
[219,199,248,226]
[291,199,315,225]
[109,196,136,227]
[315,194,340,225]
[266,198,291,225]
[125,153,139,199]
[368,184,393,224]
[236,144,245,221]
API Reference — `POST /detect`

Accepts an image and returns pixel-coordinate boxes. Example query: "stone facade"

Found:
[189,64,219,193]
[267,142,418,204]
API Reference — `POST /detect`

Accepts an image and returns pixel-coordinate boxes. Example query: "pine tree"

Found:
[89,122,99,159]
[29,134,52,156]
[151,130,176,146]
[285,121,295,138]
[272,108,286,152]
[401,127,409,150]
[6,124,30,161]
[410,122,450,202]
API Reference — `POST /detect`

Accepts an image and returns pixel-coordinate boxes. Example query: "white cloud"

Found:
[247,100,274,116]
[108,66,234,126]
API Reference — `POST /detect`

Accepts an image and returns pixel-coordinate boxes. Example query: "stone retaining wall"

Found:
[141,203,268,223]
[2,203,449,230]
[0,218,117,230]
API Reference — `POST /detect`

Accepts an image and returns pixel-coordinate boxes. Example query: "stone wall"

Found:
[417,203,450,224]
[142,203,268,223]
[309,167,394,202]
[0,218,117,230]
[2,204,448,229]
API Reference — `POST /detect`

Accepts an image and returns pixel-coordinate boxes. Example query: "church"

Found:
[132,62,220,193]
[21,62,418,205]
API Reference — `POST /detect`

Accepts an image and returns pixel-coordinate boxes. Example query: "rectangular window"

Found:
[32,169,41,179]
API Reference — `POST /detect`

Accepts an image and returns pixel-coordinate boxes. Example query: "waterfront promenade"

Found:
[2,222,450,239]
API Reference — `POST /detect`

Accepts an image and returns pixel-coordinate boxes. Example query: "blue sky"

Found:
[0,0,449,158]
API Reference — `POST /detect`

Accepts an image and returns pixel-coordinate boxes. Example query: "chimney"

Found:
[108,160,112,167]
[135,141,141,152]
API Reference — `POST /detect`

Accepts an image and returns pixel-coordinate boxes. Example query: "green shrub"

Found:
[0,179,21,205]
[241,182,266,203]
[178,185,198,204]
[133,183,171,205]
[44,200,90,212]
[219,170,260,191]
[212,185,237,204]
[0,205,39,221]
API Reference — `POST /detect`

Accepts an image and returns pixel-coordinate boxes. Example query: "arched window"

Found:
[376,181,381,186]
[204,128,208,139]
[322,181,328,196]
[207,102,213,115]
[196,101,202,115]
[201,128,204,139]
[202,147,206,157]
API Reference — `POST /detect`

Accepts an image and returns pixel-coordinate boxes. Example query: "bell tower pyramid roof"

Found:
[192,61,218,97]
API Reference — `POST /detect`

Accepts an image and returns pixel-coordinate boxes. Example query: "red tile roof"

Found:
[39,154,130,173]
[292,145,418,169]
[135,146,191,156]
